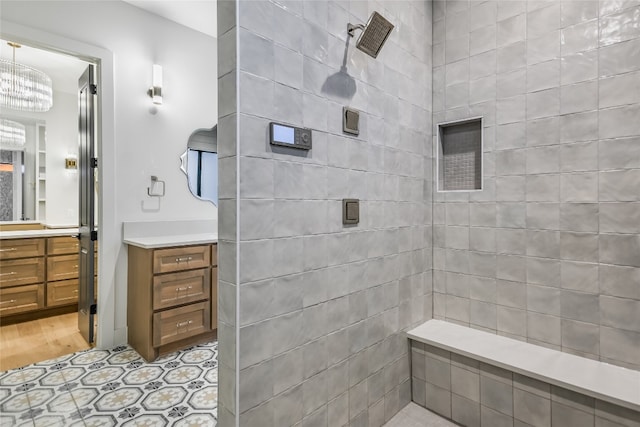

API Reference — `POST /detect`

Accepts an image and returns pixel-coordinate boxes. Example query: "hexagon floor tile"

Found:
[0,341,218,426]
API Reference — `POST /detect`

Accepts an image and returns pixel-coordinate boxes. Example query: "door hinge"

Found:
[90,230,98,241]
[90,304,97,315]
[90,84,97,95]
[91,158,98,168]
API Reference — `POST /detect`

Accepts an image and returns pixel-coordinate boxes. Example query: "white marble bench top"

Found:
[408,320,640,412]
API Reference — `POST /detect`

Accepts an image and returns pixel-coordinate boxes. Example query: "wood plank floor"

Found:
[0,312,90,371]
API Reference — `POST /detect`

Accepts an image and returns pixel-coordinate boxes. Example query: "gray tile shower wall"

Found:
[217,0,239,425]
[411,341,640,427]
[220,1,434,426]
[432,0,640,370]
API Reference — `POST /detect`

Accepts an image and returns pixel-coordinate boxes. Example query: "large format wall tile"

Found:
[433,0,640,371]
[230,1,434,425]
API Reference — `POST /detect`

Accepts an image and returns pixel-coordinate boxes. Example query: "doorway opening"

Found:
[0,39,99,370]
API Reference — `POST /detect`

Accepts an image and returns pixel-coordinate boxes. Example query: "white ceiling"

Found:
[123,0,217,38]
[0,40,89,95]
[0,1,216,99]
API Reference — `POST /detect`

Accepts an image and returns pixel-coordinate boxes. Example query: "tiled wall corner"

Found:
[411,340,640,427]
[232,0,434,426]
[217,0,239,424]
[432,0,640,371]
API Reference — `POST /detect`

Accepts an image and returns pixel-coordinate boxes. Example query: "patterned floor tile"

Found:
[1,391,31,412]
[163,366,203,385]
[0,414,18,427]
[70,350,111,366]
[80,414,118,427]
[0,341,218,426]
[121,414,169,426]
[0,370,27,387]
[81,366,126,386]
[188,387,217,411]
[173,413,217,427]
[32,414,73,427]
[142,387,188,411]
[122,367,163,385]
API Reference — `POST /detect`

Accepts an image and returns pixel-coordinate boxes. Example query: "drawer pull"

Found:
[176,320,193,329]
[0,248,17,252]
[175,256,193,263]
[175,285,193,295]
[73,290,78,293]
[0,271,17,276]
[0,299,17,305]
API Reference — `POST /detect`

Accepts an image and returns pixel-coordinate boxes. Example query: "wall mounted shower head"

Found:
[347,11,394,59]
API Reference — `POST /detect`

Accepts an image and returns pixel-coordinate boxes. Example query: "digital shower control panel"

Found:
[269,122,312,150]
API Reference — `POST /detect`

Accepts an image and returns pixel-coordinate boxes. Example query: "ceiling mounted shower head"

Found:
[347,11,394,59]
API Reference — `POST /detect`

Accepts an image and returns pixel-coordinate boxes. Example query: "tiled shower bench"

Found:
[407,320,640,427]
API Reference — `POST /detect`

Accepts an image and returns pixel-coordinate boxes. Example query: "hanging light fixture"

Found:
[0,42,53,112]
[0,118,26,151]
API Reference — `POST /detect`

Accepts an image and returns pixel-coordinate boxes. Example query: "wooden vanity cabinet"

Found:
[128,243,218,362]
[46,237,80,307]
[0,239,45,316]
[0,235,97,319]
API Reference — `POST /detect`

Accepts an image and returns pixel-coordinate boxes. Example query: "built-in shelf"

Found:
[36,124,46,222]
[437,117,483,192]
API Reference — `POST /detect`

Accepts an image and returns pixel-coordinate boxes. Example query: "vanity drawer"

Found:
[153,302,210,347]
[47,237,79,256]
[47,254,79,281]
[0,258,45,288]
[153,245,210,274]
[153,269,210,310]
[47,279,78,307]
[0,284,44,316]
[0,238,45,261]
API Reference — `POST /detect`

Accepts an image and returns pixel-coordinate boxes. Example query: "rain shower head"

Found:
[347,11,394,59]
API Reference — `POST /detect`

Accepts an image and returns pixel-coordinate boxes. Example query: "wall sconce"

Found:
[148,64,163,105]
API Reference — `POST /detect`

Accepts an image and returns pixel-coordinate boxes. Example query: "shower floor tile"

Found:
[384,403,458,427]
[0,342,218,426]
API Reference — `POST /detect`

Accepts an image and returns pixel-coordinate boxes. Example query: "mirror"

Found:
[180,125,218,205]
[0,118,45,222]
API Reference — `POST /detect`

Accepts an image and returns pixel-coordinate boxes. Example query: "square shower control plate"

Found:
[343,199,359,225]
[343,107,360,135]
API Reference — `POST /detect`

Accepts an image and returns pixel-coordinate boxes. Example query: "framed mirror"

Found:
[180,125,217,205]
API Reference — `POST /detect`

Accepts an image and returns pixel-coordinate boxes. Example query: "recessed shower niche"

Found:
[437,118,483,192]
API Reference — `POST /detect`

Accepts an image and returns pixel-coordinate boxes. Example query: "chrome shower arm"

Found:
[347,23,365,37]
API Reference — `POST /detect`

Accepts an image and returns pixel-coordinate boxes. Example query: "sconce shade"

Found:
[150,64,163,105]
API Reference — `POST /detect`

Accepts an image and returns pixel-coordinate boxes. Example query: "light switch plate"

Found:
[343,107,360,135]
[342,199,359,225]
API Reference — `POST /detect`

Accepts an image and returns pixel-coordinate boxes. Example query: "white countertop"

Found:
[123,233,217,249]
[0,228,79,240]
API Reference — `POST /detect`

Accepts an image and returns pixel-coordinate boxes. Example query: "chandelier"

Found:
[0,42,53,112]
[0,118,26,151]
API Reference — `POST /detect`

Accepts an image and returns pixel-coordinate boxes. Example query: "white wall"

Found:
[1,0,218,347]
[45,91,80,226]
